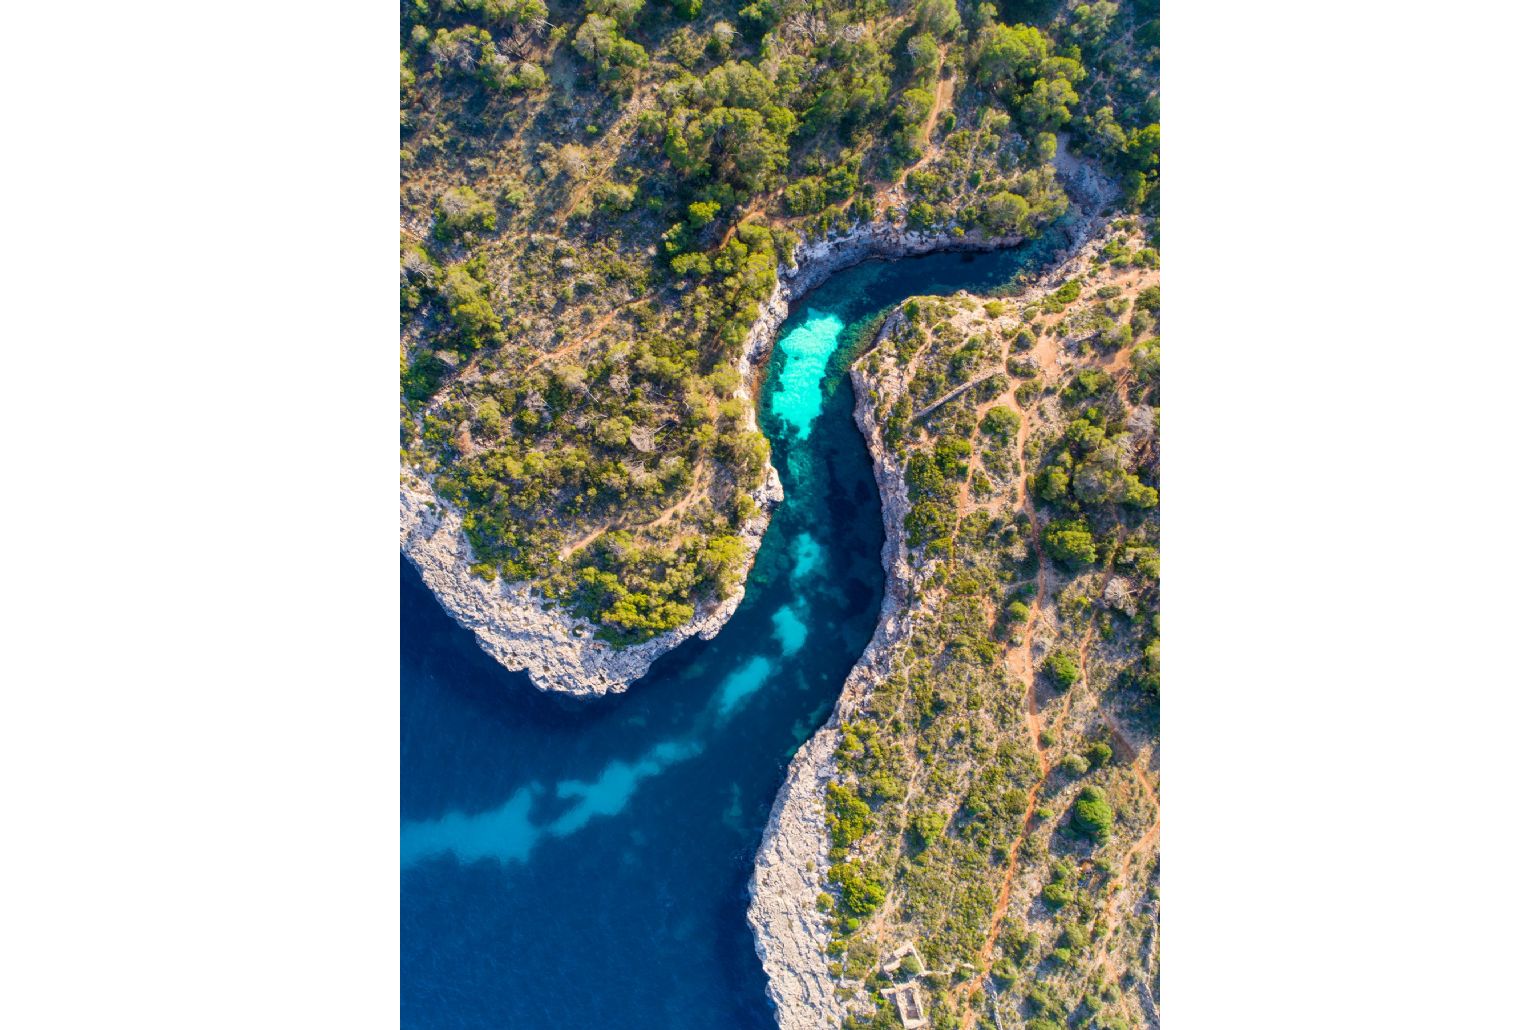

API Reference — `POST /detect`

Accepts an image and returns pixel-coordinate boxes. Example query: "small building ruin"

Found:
[879,983,928,1029]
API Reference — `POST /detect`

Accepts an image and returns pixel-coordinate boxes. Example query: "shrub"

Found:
[596,181,636,213]
[826,784,874,849]
[1050,279,1082,305]
[1070,786,1114,841]
[1058,753,1089,776]
[441,264,502,346]
[1036,463,1070,503]
[980,405,1020,439]
[1006,600,1032,623]
[983,190,1033,233]
[1044,518,1097,567]
[686,199,720,227]
[1060,367,1110,404]
[402,352,448,404]
[911,811,948,847]
[434,186,497,239]
[1060,923,1090,951]
[472,398,503,438]
[1131,338,1159,384]
[829,861,886,916]
[1042,650,1078,688]
[1085,741,1113,768]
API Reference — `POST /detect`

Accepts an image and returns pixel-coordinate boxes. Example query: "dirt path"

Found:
[557,471,708,561]
[953,621,1047,1028]
[952,442,1051,1029]
[918,56,955,153]
[953,532,1127,1029]
[555,89,650,221]
[534,295,653,368]
[1088,812,1159,1027]
[1075,529,1159,1001]
[896,56,957,197]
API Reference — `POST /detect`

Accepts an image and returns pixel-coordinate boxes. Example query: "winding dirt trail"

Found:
[557,471,709,561]
[919,57,955,150]
[533,294,655,369]
[1074,530,1159,1004]
[952,532,1128,1029]
[950,439,1051,1029]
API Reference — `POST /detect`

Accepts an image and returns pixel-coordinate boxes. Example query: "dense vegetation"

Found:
[821,225,1160,1029]
[400,0,1159,642]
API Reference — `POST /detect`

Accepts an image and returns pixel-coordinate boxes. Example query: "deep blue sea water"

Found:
[401,240,1054,1029]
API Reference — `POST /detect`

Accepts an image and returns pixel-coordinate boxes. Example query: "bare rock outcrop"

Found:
[747,349,919,1030]
[400,468,780,696]
[747,156,1120,1026]
[400,221,1026,697]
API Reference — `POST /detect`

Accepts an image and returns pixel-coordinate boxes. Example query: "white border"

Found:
[3,1,1539,1025]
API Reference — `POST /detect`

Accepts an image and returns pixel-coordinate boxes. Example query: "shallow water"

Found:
[401,240,1053,1028]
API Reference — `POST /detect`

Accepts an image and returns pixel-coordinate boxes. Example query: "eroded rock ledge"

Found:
[400,219,1030,697]
[746,352,919,1029]
[747,173,1118,1027]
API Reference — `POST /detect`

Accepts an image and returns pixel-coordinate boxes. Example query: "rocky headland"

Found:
[400,219,1037,697]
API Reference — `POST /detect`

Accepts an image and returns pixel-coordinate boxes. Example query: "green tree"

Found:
[784,177,827,216]
[911,811,947,847]
[686,199,720,227]
[482,0,549,26]
[1070,786,1114,841]
[1044,518,1097,567]
[827,783,874,849]
[983,191,1033,234]
[976,24,1050,89]
[1059,753,1089,776]
[1042,650,1078,688]
[829,861,886,916]
[981,405,1020,439]
[586,0,643,27]
[441,264,502,346]
[914,0,961,37]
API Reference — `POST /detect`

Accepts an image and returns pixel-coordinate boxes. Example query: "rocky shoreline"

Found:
[399,468,781,696]
[399,220,1028,697]
[746,345,922,1030]
[746,158,1120,1027]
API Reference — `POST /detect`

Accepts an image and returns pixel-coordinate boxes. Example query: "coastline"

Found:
[746,158,1120,1027]
[746,344,922,1029]
[399,220,1031,697]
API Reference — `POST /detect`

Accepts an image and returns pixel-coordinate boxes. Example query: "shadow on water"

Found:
[401,233,1063,1028]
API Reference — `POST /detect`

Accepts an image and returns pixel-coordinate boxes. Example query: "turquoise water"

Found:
[769,308,845,439]
[401,238,1059,1028]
